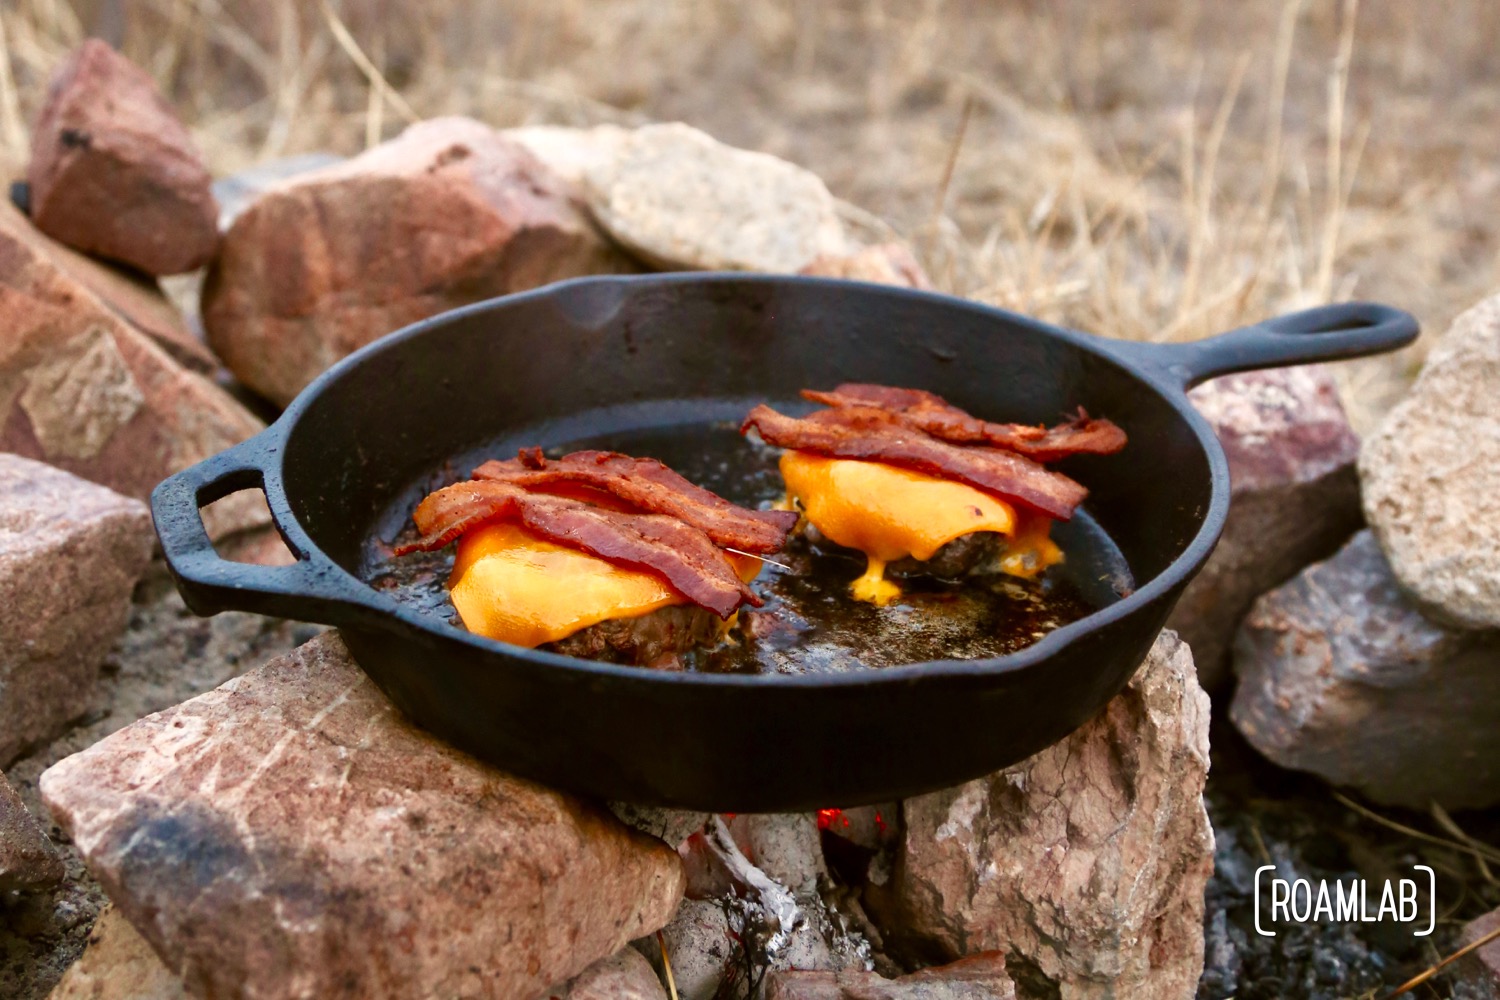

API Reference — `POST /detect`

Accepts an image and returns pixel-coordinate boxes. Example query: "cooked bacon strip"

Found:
[741,404,1087,520]
[472,449,798,554]
[802,383,1126,462]
[394,481,759,618]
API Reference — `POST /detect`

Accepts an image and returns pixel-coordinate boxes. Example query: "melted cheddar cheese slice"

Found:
[779,450,1062,605]
[449,522,758,648]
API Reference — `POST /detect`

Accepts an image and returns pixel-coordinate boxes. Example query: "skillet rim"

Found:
[270,272,1231,687]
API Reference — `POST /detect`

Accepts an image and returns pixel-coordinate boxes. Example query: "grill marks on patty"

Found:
[473,448,798,553]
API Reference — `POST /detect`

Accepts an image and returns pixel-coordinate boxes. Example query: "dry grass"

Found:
[4,0,1499,428]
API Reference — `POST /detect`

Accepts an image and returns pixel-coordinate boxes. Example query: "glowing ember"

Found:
[816,808,848,830]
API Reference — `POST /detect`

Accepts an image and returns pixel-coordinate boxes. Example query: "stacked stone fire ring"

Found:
[149,273,1415,811]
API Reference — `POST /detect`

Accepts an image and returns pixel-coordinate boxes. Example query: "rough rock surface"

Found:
[0,206,214,373]
[764,952,1016,1000]
[46,906,187,1000]
[798,242,932,289]
[0,200,267,541]
[608,803,708,848]
[40,631,684,1000]
[640,897,736,1000]
[1230,529,1500,809]
[877,631,1213,1000]
[1456,908,1500,999]
[0,566,318,1000]
[585,122,847,271]
[0,770,63,893]
[507,124,629,189]
[1361,293,1500,630]
[203,116,630,406]
[543,947,666,1000]
[26,40,218,276]
[1171,365,1362,688]
[0,456,152,766]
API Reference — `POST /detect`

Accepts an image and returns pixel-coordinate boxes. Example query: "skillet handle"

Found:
[1117,302,1419,390]
[150,432,382,625]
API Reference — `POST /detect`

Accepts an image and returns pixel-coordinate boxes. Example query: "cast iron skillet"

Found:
[151,275,1416,812]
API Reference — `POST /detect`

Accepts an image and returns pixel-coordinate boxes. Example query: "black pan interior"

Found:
[279,277,1212,660]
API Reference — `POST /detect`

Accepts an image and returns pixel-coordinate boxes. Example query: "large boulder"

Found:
[203,116,632,406]
[26,40,218,276]
[0,769,64,893]
[875,632,1213,1000]
[0,206,215,373]
[40,631,684,1000]
[1361,293,1500,629]
[1170,366,1362,688]
[0,200,268,541]
[1230,529,1500,809]
[584,122,848,272]
[0,455,153,766]
[47,905,189,1000]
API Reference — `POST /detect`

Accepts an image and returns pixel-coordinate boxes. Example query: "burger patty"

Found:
[542,604,722,667]
[803,522,1004,580]
[888,531,1003,579]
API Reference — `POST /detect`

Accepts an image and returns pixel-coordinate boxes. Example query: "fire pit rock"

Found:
[1456,907,1500,999]
[544,947,667,1000]
[764,952,1017,1000]
[0,202,267,541]
[1230,529,1500,810]
[39,631,685,1000]
[873,631,1213,1000]
[0,456,152,767]
[1361,292,1500,630]
[203,116,634,407]
[1170,365,1362,688]
[47,905,187,1000]
[0,770,63,893]
[798,242,932,289]
[583,122,848,272]
[25,40,218,277]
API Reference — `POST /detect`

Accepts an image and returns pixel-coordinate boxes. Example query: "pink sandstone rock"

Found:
[0,455,153,767]
[26,40,218,276]
[203,116,633,406]
[0,200,267,542]
[39,631,685,1000]
[875,631,1213,1000]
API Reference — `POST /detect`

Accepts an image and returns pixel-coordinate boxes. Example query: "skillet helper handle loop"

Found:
[150,435,375,625]
[1140,302,1419,390]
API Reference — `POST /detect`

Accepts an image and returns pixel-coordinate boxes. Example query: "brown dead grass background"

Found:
[2,0,1497,429]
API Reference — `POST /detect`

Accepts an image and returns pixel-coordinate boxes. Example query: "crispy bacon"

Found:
[395,481,759,618]
[472,449,797,554]
[741,404,1087,519]
[802,383,1126,462]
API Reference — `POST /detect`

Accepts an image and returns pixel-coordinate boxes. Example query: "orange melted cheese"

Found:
[449,522,760,648]
[778,451,1062,606]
